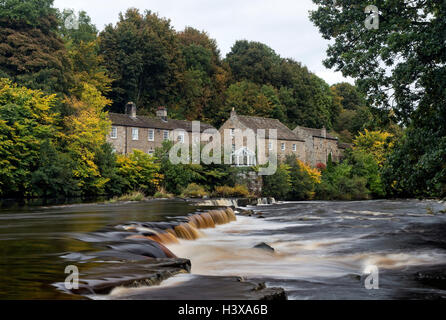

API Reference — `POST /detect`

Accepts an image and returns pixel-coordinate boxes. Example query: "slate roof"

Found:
[294,125,338,141]
[109,113,215,133]
[235,115,305,142]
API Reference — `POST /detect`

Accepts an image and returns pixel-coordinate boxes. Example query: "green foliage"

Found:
[181,183,208,198]
[316,162,370,201]
[99,9,184,113]
[0,0,57,27]
[262,164,291,199]
[0,0,72,95]
[114,150,162,196]
[58,9,98,45]
[31,140,79,197]
[0,79,59,196]
[310,0,446,198]
[383,126,446,198]
[213,185,250,198]
[226,40,282,85]
[285,155,321,200]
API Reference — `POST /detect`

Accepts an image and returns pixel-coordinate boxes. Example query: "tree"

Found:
[175,27,230,125]
[114,150,162,196]
[262,164,291,199]
[58,9,98,46]
[0,0,72,95]
[99,9,184,113]
[63,83,112,194]
[310,1,446,197]
[226,40,282,85]
[223,81,284,121]
[0,78,59,196]
[352,129,394,166]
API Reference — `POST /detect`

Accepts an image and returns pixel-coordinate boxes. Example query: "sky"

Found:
[53,0,353,85]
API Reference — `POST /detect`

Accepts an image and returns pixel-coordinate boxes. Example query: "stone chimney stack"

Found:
[321,127,327,138]
[125,102,137,118]
[156,107,168,122]
[230,107,237,118]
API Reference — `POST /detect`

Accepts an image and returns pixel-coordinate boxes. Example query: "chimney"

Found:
[321,127,327,138]
[125,102,137,118]
[156,107,168,122]
[230,107,237,118]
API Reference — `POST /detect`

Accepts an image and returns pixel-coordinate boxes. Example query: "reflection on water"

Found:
[1,199,446,300]
[0,200,197,299]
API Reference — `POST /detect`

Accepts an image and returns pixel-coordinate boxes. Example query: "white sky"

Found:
[54,0,353,85]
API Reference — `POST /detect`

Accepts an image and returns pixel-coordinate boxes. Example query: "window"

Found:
[132,128,139,140]
[268,142,273,151]
[148,129,154,141]
[163,130,170,141]
[293,144,297,152]
[177,131,185,143]
[281,143,285,151]
[232,144,236,152]
[111,126,118,139]
[230,128,235,136]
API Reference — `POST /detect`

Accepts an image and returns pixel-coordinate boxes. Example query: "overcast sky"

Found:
[54,0,353,85]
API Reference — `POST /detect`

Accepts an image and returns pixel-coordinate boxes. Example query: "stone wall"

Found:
[219,117,306,165]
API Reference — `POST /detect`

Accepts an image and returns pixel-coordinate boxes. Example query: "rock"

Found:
[59,258,192,296]
[105,274,287,300]
[254,242,275,252]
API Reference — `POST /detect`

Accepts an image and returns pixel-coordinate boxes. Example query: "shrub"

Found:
[108,191,146,203]
[214,185,250,198]
[114,150,162,196]
[181,183,208,198]
[262,164,291,199]
[154,187,174,199]
[285,155,321,200]
[316,162,370,200]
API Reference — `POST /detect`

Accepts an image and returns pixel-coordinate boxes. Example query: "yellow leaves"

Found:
[353,129,394,166]
[297,160,322,185]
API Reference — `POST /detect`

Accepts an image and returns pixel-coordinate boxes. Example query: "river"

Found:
[0,199,445,300]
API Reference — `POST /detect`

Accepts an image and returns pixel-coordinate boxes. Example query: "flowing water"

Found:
[1,199,446,299]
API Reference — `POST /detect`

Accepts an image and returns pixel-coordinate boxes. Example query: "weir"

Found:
[122,208,237,244]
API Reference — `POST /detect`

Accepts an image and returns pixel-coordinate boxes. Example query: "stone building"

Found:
[219,109,306,166]
[293,126,344,166]
[107,102,215,155]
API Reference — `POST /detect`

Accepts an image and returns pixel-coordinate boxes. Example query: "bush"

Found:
[316,162,370,200]
[262,164,291,199]
[108,191,146,203]
[214,185,250,198]
[285,155,321,200]
[181,183,208,198]
[154,187,175,199]
[113,150,162,196]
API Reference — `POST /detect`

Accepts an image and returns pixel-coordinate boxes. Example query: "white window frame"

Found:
[177,131,185,144]
[281,143,286,151]
[163,130,170,141]
[132,128,139,141]
[268,142,273,151]
[148,129,155,141]
[111,126,118,139]
[293,144,297,152]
